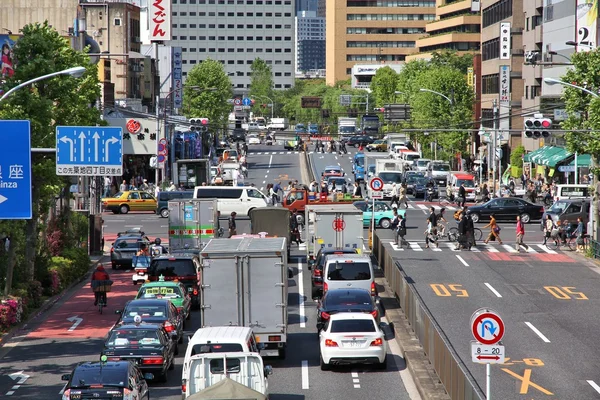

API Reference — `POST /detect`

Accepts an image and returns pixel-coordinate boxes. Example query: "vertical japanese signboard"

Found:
[499,65,510,139]
[172,47,183,109]
[149,0,172,41]
[499,22,511,60]
[576,0,598,51]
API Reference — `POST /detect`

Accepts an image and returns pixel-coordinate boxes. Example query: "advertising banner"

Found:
[576,0,598,51]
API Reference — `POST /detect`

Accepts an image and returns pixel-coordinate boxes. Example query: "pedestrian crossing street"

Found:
[389,240,557,253]
[248,150,356,158]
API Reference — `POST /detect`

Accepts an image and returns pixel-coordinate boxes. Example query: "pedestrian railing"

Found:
[590,238,600,259]
[374,233,484,400]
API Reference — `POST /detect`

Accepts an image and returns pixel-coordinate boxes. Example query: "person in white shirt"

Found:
[103,177,112,197]
[232,168,239,187]
[167,181,177,191]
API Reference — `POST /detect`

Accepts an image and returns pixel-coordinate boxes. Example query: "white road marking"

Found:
[502,244,518,253]
[124,225,143,228]
[431,245,442,252]
[456,255,469,266]
[537,244,557,254]
[351,371,360,388]
[483,243,499,252]
[445,242,460,252]
[298,243,307,250]
[264,175,268,178]
[484,283,503,297]
[335,156,338,160]
[6,391,14,395]
[409,242,423,251]
[389,242,404,251]
[587,380,600,394]
[269,155,273,168]
[287,151,292,154]
[260,187,264,191]
[525,322,551,343]
[525,245,538,253]
[279,152,284,154]
[301,360,309,389]
[470,246,481,252]
[417,204,429,210]
[298,260,306,328]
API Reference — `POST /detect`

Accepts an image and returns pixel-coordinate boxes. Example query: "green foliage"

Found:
[430,50,474,74]
[370,66,399,107]
[183,58,233,129]
[559,49,600,161]
[510,145,525,168]
[48,247,90,291]
[249,58,274,116]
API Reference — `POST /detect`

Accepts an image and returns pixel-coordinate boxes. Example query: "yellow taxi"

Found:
[102,191,157,214]
[366,140,388,152]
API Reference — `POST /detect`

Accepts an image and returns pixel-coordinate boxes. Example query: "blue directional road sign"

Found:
[0,120,32,219]
[242,97,252,106]
[56,126,123,176]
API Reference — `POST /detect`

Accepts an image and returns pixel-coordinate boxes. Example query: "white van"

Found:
[555,184,590,200]
[193,186,267,216]
[184,326,260,362]
[323,254,376,297]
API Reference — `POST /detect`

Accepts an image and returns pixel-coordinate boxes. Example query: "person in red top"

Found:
[515,215,529,253]
[91,265,110,306]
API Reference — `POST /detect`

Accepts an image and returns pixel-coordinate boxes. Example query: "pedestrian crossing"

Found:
[248,151,358,156]
[389,241,558,254]
[394,203,463,211]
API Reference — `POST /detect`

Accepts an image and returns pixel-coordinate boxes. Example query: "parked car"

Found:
[102,191,157,214]
[466,197,545,223]
[316,288,379,330]
[61,359,152,399]
[353,201,406,229]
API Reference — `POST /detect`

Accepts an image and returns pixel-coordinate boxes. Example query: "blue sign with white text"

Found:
[56,126,123,176]
[0,120,32,219]
[242,97,252,106]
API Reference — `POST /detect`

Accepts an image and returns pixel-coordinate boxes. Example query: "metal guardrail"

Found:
[373,233,485,400]
[590,239,600,259]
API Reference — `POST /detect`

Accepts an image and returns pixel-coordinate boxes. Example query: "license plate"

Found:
[121,253,133,259]
[343,341,364,348]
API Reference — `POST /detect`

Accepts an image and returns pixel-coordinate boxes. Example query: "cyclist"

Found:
[436,207,448,236]
[91,265,110,306]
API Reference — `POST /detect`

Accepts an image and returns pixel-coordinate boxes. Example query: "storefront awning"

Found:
[523,146,572,167]
[568,154,592,167]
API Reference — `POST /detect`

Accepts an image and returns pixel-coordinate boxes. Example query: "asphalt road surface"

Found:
[0,143,419,400]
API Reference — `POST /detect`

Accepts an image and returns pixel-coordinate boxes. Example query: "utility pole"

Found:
[154,43,161,188]
[492,99,498,196]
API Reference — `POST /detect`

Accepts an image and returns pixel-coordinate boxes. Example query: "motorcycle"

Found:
[426,186,436,203]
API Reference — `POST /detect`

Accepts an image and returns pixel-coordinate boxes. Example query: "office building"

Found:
[0,0,77,35]
[170,0,295,91]
[479,0,524,150]
[409,0,481,61]
[295,11,325,73]
[317,0,326,17]
[297,0,318,14]
[325,0,435,85]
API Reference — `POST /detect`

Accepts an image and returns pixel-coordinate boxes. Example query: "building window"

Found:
[482,73,499,94]
[190,59,197,64]
[190,12,196,16]
[228,12,234,16]
[190,24,197,28]
[285,60,291,64]
[209,36,215,40]
[275,72,282,76]
[190,36,197,40]
[347,13,435,21]
[285,84,291,88]
[275,84,282,88]
[531,85,541,98]
[482,0,513,28]
[180,36,187,40]
[228,60,235,64]
[199,48,206,52]
[482,38,499,61]
[218,36,225,40]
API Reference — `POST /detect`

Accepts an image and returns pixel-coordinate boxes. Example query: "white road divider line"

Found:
[351,371,360,389]
[456,255,469,266]
[269,155,273,168]
[298,260,306,328]
[525,322,551,343]
[587,380,600,394]
[537,244,557,254]
[484,283,503,298]
[301,360,309,389]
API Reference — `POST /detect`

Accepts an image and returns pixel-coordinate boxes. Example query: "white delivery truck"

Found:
[374,159,404,199]
[266,117,289,131]
[198,237,289,358]
[219,161,240,185]
[168,199,219,252]
[387,133,410,157]
[338,117,357,137]
[181,353,271,399]
[364,153,389,180]
[305,204,364,260]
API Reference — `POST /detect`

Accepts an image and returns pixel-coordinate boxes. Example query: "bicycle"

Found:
[439,195,465,208]
[447,227,483,242]
[92,280,113,314]
[553,233,589,251]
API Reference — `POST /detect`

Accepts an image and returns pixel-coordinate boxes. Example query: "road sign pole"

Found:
[371,195,375,250]
[486,363,491,400]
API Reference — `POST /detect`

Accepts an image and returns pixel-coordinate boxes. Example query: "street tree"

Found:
[430,50,474,74]
[183,59,232,131]
[370,66,399,107]
[249,58,274,117]
[0,22,103,286]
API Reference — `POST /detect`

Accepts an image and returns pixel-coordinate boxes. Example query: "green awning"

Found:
[523,146,572,167]
[568,154,592,167]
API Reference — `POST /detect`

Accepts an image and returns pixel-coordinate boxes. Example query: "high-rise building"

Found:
[480,0,524,150]
[325,0,435,85]
[0,0,78,36]
[295,11,325,73]
[408,0,481,61]
[170,0,295,92]
[296,0,318,14]
[317,0,326,18]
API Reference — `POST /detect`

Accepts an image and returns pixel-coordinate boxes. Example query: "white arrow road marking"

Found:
[0,195,7,204]
[78,132,86,162]
[67,315,83,331]
[7,370,30,395]
[59,136,74,161]
[93,132,101,162]
[105,136,119,162]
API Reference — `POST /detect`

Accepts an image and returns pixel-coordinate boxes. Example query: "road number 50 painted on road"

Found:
[430,284,469,297]
[544,286,588,300]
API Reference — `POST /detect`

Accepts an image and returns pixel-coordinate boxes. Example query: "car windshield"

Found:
[148,259,196,277]
[106,328,162,347]
[70,366,127,388]
[112,192,125,198]
[456,179,475,187]
[324,167,341,174]
[115,238,141,249]
[549,201,570,213]
[317,250,357,268]
[415,177,429,185]
[378,173,402,184]
[327,261,371,280]
[191,343,243,355]
[124,304,168,318]
[354,157,364,167]
[326,290,372,306]
[339,126,355,133]
[405,154,420,161]
[433,164,450,171]
[417,160,429,167]
[138,285,183,300]
[328,178,346,186]
[331,319,376,333]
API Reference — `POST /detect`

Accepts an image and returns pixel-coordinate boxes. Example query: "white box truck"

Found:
[168,199,219,251]
[373,159,404,199]
[305,204,365,260]
[338,117,357,137]
[198,237,289,358]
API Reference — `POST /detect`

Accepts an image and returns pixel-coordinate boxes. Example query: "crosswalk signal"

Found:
[190,118,209,132]
[524,117,552,139]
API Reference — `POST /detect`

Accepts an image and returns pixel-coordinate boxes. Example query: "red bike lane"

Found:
[27,267,139,339]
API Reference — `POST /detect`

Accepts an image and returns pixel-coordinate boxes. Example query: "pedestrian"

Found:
[119,179,128,192]
[399,183,409,208]
[576,216,585,252]
[268,184,277,206]
[483,213,503,244]
[273,181,282,204]
[390,183,399,208]
[424,216,438,249]
[515,215,529,252]
[543,215,554,246]
[353,181,362,197]
[428,207,438,232]
[290,209,303,245]
[228,212,237,237]
[395,214,408,248]
[436,207,447,236]
[455,212,468,250]
[457,182,466,207]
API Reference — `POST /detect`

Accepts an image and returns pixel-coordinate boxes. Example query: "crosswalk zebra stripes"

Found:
[389,241,558,254]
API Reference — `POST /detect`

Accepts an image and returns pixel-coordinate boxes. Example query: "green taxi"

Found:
[135,277,192,321]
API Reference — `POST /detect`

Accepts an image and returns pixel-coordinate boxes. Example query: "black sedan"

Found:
[308,248,358,299]
[61,359,151,399]
[466,197,545,223]
[316,288,379,331]
[345,135,375,147]
[102,323,177,382]
[116,299,185,344]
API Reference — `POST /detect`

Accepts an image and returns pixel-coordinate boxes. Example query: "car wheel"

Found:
[367,148,371,152]
[160,208,169,218]
[470,213,480,223]
[119,205,129,214]
[320,354,330,371]
[520,213,531,223]
[379,218,391,229]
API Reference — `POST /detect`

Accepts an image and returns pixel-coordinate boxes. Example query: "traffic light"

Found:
[524,117,552,139]
[190,118,209,132]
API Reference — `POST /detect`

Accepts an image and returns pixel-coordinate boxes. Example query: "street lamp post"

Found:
[0,66,86,102]
[544,77,599,242]
[419,88,453,105]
